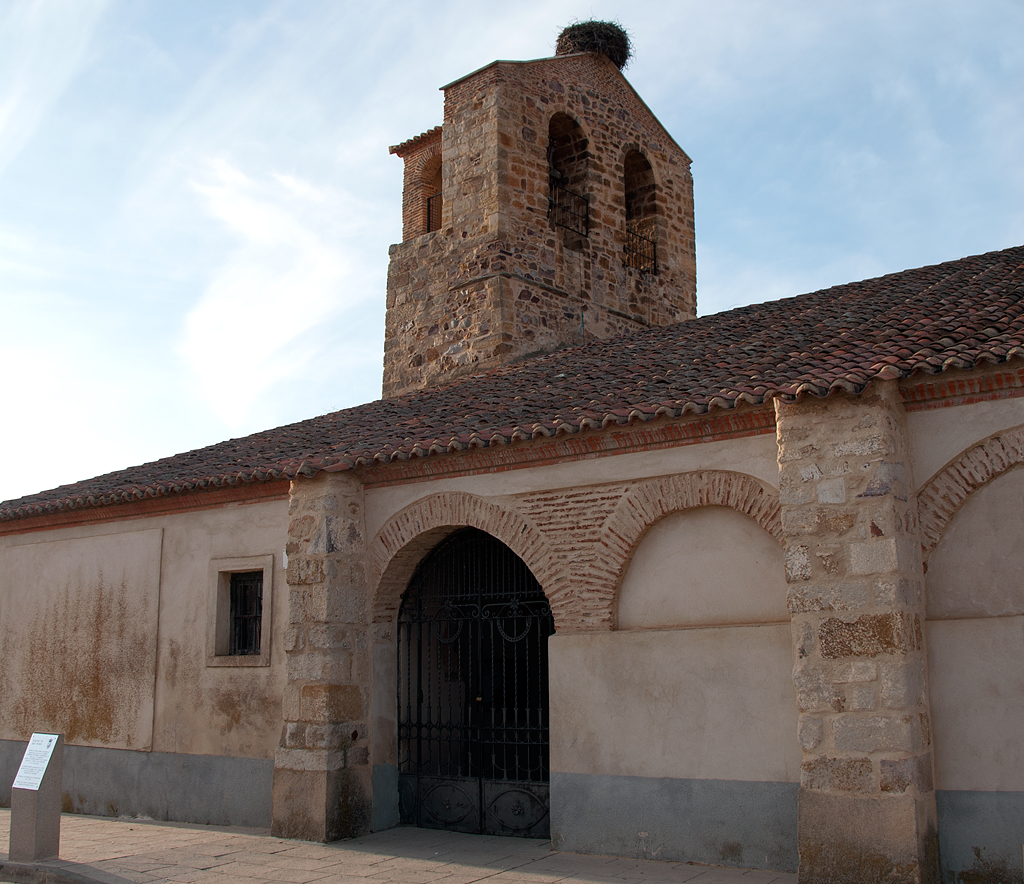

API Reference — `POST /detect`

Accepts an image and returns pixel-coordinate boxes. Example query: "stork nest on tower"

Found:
[555,20,633,70]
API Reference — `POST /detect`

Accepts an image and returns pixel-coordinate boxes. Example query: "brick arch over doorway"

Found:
[369,473,780,633]
[368,491,569,628]
[917,423,1024,557]
[599,471,782,627]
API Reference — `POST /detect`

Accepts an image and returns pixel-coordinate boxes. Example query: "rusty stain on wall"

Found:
[15,573,150,744]
[0,529,161,748]
[155,634,281,758]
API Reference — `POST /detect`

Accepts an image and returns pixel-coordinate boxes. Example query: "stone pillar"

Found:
[272,472,372,841]
[776,382,938,884]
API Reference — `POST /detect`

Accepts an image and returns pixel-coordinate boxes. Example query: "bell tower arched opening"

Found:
[424,157,442,233]
[547,113,589,239]
[623,149,657,274]
[397,528,554,837]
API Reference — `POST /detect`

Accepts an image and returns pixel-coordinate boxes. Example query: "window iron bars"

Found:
[548,180,589,237]
[624,222,658,275]
[229,571,263,655]
[426,193,442,233]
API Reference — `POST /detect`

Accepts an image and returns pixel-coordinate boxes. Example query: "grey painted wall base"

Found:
[370,762,397,831]
[0,740,272,828]
[937,790,1024,884]
[551,772,798,873]
[371,763,399,832]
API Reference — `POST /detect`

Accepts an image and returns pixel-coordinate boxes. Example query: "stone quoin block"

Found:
[833,714,919,754]
[801,756,874,793]
[798,717,825,751]
[788,581,869,614]
[819,611,920,659]
[300,684,363,724]
[881,660,924,710]
[881,754,934,793]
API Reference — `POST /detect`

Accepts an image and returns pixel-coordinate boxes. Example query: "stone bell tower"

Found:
[383,24,697,398]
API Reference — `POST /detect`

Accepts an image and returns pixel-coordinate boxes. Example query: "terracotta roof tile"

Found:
[388,126,443,156]
[3,244,1023,521]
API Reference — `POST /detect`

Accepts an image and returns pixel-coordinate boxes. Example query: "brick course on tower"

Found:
[384,51,697,398]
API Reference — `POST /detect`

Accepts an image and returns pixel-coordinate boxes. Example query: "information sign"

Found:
[12,733,60,791]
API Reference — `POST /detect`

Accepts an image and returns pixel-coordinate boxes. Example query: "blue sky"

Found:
[1,0,1022,504]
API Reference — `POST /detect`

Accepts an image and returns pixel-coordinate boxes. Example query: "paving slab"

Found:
[0,810,796,884]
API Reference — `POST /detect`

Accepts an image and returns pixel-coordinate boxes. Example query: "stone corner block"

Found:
[797,788,939,884]
[271,764,372,842]
[786,544,812,582]
[816,477,846,504]
[819,612,919,660]
[300,683,363,723]
[274,747,347,773]
[881,754,934,794]
[849,539,899,576]
[287,557,325,586]
[801,756,874,793]
[833,714,919,754]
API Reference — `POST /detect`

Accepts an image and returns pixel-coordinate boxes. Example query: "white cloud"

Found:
[179,158,361,425]
[273,173,325,202]
[0,0,110,175]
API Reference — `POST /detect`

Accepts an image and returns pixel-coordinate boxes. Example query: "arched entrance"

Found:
[397,528,554,837]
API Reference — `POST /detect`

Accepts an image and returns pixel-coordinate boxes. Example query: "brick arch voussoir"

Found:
[368,492,570,629]
[408,140,442,179]
[601,470,782,625]
[918,425,1024,557]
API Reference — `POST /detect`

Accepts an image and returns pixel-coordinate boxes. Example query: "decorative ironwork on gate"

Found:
[397,528,554,838]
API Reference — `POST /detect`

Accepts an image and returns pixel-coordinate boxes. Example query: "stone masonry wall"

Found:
[775,381,939,884]
[383,53,696,397]
[491,55,696,328]
[271,473,372,841]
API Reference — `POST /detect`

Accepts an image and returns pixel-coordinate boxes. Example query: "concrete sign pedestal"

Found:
[9,733,64,862]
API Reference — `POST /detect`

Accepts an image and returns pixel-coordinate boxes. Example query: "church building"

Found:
[2,24,1024,884]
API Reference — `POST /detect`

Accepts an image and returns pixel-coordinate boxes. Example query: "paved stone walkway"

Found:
[0,811,796,884]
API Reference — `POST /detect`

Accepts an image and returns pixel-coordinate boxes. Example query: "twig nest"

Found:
[555,20,632,70]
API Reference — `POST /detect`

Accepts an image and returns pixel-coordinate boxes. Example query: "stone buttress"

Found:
[776,381,939,884]
[272,473,372,840]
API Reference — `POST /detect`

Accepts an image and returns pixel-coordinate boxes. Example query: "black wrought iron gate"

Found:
[397,528,554,837]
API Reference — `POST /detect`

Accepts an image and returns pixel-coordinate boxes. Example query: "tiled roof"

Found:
[3,244,1023,522]
[389,126,442,157]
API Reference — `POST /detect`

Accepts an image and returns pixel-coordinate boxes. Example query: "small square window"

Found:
[207,556,273,667]
[229,571,263,655]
